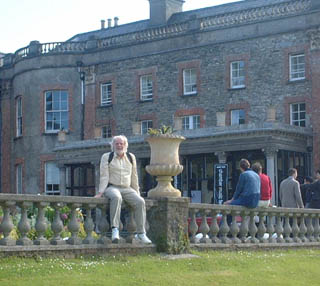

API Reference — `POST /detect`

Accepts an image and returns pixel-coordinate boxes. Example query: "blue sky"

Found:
[1,0,240,54]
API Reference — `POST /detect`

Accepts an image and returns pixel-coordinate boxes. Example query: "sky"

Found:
[1,0,241,54]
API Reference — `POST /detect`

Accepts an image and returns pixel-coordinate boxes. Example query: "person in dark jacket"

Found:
[308,171,320,209]
[300,176,313,208]
[224,159,260,208]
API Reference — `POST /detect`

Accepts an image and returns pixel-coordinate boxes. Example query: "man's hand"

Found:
[95,192,103,198]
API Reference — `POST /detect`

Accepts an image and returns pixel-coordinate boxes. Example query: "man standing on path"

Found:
[95,135,152,244]
[279,168,304,208]
[252,162,272,207]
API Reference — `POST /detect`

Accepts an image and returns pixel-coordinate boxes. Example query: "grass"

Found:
[0,249,319,286]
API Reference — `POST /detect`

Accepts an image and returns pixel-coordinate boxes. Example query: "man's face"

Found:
[114,138,125,155]
[293,171,297,179]
[316,172,320,180]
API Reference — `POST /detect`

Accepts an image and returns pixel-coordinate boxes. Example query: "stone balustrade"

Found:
[0,194,155,250]
[188,203,320,247]
[1,194,320,256]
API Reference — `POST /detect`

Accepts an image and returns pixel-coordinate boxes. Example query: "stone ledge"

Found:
[0,243,156,258]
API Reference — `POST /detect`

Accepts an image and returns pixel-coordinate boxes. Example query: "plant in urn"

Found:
[145,126,185,198]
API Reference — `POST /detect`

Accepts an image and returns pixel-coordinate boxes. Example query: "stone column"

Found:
[263,147,278,206]
[148,197,189,253]
[58,164,66,196]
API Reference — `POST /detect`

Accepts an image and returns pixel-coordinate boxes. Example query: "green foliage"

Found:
[147,124,173,135]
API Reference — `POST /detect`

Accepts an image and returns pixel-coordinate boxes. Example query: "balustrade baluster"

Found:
[199,210,211,243]
[189,209,198,243]
[267,212,276,243]
[67,203,82,245]
[313,214,320,242]
[275,213,284,243]
[292,214,301,243]
[83,204,96,244]
[248,211,259,243]
[283,214,292,243]
[97,204,111,244]
[299,214,308,242]
[306,213,315,242]
[0,201,16,246]
[126,207,137,243]
[50,203,65,245]
[17,202,32,245]
[230,210,241,244]
[219,210,230,244]
[209,210,220,243]
[34,202,49,245]
[257,211,267,243]
[239,210,249,243]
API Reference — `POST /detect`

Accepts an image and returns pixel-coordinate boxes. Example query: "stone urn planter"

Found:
[145,134,185,198]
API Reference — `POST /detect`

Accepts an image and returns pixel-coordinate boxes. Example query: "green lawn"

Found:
[0,249,319,286]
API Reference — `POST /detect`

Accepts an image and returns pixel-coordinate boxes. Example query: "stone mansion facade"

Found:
[1,0,320,205]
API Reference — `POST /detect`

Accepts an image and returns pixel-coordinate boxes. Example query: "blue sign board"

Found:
[214,164,228,205]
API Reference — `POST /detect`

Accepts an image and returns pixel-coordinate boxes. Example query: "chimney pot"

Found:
[114,17,119,26]
[107,18,112,28]
[101,19,105,29]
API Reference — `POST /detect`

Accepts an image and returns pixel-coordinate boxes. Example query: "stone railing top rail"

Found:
[0,194,156,208]
[189,202,320,214]
[1,0,312,67]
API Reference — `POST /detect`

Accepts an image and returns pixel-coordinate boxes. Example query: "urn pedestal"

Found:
[145,134,185,198]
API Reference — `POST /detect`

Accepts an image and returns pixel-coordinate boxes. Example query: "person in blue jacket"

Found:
[225,158,260,208]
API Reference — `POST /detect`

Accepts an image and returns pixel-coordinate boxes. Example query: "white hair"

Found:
[110,135,128,153]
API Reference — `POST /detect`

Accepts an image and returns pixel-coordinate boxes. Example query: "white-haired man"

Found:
[95,135,152,244]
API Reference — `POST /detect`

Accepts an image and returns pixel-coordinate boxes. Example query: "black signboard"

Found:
[214,163,228,205]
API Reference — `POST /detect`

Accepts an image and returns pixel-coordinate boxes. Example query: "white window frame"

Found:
[101,125,112,138]
[141,120,153,135]
[182,115,200,130]
[230,61,245,88]
[140,74,153,101]
[101,82,112,106]
[16,97,22,137]
[16,164,22,194]
[45,90,68,133]
[45,162,60,195]
[231,109,245,125]
[289,54,305,81]
[183,68,197,95]
[290,102,306,127]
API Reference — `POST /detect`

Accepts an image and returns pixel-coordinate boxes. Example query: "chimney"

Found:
[101,19,105,29]
[149,0,184,26]
[114,17,119,27]
[107,18,112,28]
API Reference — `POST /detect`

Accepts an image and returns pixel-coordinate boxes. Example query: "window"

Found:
[101,125,112,138]
[141,120,153,134]
[101,82,112,105]
[182,115,200,130]
[231,109,245,125]
[290,54,305,81]
[45,90,68,132]
[16,97,22,137]
[16,164,22,194]
[183,68,197,95]
[45,162,60,195]
[140,75,153,101]
[230,61,245,88]
[290,103,306,127]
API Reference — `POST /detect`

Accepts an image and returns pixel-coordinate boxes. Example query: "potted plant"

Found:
[145,125,185,198]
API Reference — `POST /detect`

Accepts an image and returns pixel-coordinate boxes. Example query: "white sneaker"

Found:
[135,233,152,244]
[112,228,120,243]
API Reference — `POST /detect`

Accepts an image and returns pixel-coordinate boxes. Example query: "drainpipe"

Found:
[77,61,85,140]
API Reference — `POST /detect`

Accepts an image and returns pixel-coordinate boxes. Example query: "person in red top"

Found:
[252,162,272,207]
